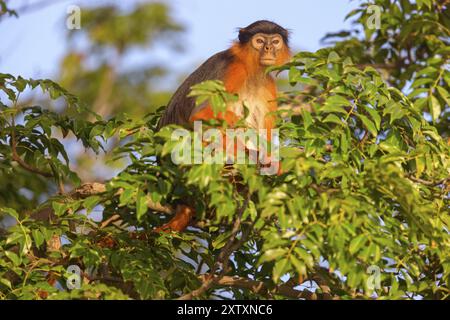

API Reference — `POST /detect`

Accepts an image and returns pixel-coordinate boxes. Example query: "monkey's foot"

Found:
[154,205,195,233]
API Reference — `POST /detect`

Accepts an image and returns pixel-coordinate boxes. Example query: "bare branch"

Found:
[70,182,107,199]
[406,174,449,187]
[356,63,398,70]
[201,275,334,300]
[100,214,121,229]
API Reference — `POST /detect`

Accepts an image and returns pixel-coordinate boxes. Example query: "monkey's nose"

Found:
[264,46,270,51]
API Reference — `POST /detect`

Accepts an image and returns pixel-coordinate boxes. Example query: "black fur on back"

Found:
[157,50,234,129]
[238,20,289,45]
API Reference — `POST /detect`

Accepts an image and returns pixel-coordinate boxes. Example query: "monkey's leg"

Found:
[154,204,195,232]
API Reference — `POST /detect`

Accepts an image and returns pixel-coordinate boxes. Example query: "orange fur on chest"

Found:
[191,42,289,131]
[223,48,277,130]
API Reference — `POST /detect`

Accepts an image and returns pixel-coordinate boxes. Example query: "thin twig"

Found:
[100,214,121,229]
[200,275,333,300]
[407,174,449,187]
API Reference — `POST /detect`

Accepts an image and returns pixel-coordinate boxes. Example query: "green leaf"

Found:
[325,95,351,108]
[289,66,302,85]
[340,129,349,154]
[259,248,287,263]
[379,141,401,154]
[290,255,306,276]
[1,208,19,220]
[136,190,147,221]
[84,196,100,213]
[273,258,289,282]
[357,114,378,137]
[119,188,134,207]
[321,104,348,115]
[0,278,12,289]
[428,95,441,122]
[323,114,344,126]
[5,251,21,266]
[415,66,437,77]
[411,78,433,88]
[14,76,27,92]
[301,109,313,129]
[363,106,381,130]
[327,51,340,63]
[52,202,66,216]
[294,76,318,86]
[212,231,232,250]
[32,229,45,248]
[294,247,314,268]
[436,86,450,106]
[349,234,368,255]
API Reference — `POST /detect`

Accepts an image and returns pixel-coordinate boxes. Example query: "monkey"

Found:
[155,20,291,233]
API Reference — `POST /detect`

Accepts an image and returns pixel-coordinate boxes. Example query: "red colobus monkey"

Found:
[156,20,291,232]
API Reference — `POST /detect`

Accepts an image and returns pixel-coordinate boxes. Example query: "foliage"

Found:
[58,2,184,119]
[54,2,185,182]
[322,0,450,137]
[0,0,449,300]
[0,0,17,19]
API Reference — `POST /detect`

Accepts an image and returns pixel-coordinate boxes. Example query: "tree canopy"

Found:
[0,0,449,300]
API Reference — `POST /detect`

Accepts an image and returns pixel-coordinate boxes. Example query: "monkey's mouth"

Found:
[261,58,276,65]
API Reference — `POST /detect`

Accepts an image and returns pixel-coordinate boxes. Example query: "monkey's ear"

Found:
[238,28,249,43]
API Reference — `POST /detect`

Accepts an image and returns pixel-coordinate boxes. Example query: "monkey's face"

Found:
[251,33,285,66]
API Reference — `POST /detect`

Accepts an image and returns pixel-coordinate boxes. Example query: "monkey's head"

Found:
[238,20,290,67]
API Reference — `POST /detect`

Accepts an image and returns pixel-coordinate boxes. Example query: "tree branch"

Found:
[66,182,175,214]
[406,174,449,187]
[200,275,333,300]
[178,198,250,300]
[30,182,175,221]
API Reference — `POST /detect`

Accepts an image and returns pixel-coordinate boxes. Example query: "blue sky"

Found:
[0,0,360,82]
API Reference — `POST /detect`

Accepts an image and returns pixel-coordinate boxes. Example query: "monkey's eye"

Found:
[256,38,264,44]
[272,39,280,45]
